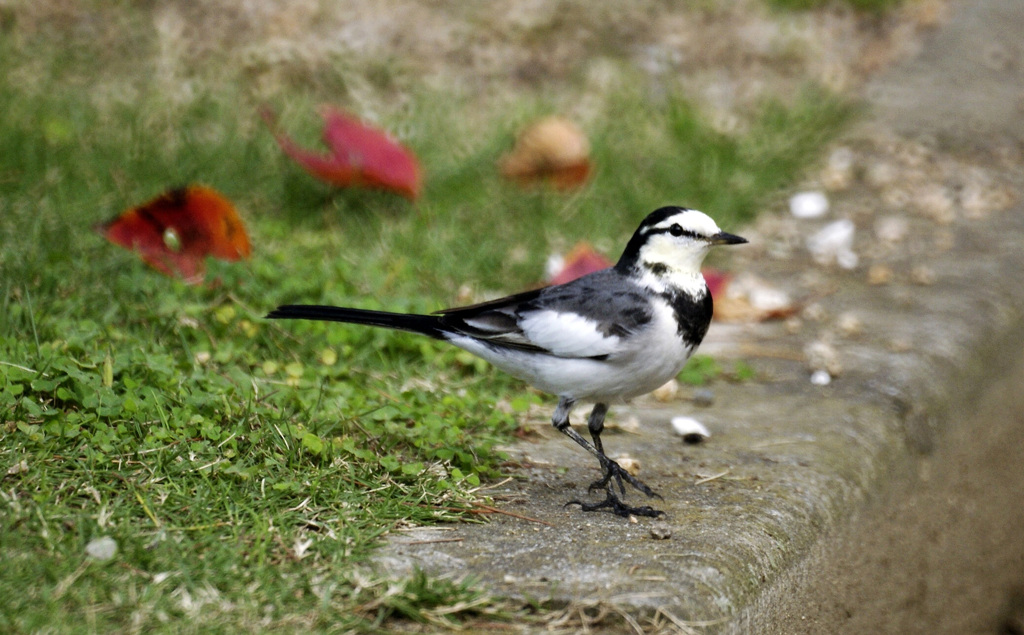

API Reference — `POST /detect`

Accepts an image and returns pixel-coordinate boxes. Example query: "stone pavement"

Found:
[377,1,1024,631]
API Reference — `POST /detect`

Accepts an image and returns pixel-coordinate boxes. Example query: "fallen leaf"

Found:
[545,241,613,285]
[98,185,251,284]
[500,116,591,189]
[263,106,421,200]
[702,268,733,300]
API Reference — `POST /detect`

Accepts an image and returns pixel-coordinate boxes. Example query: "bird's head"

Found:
[616,206,747,290]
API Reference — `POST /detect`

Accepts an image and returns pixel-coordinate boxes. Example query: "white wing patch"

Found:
[517,310,621,358]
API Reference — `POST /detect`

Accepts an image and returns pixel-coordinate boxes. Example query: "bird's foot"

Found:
[588,457,662,500]
[565,489,665,518]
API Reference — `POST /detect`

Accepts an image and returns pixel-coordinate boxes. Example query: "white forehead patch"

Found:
[650,209,722,238]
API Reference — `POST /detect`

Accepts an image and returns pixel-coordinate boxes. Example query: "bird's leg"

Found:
[552,398,664,518]
[587,402,609,456]
[551,397,605,462]
[584,403,660,500]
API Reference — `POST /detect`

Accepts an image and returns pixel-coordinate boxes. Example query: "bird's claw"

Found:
[565,490,665,518]
[563,457,666,518]
[588,457,661,499]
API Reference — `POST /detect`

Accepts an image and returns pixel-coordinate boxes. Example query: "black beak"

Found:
[709,231,748,246]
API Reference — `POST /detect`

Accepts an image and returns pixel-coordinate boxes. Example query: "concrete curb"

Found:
[376,1,1024,630]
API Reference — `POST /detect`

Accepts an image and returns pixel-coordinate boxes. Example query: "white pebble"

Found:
[807,219,858,269]
[671,416,710,442]
[789,191,830,219]
[835,249,860,270]
[86,536,118,561]
[873,216,909,244]
[810,370,832,386]
[544,253,565,281]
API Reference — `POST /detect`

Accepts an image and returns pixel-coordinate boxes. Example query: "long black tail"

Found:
[266,305,447,340]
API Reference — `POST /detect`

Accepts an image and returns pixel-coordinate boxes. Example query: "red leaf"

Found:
[98,185,251,284]
[263,106,421,200]
[547,242,613,285]
[702,268,732,299]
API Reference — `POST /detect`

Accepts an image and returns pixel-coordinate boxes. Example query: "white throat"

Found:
[636,265,708,298]
[634,235,711,296]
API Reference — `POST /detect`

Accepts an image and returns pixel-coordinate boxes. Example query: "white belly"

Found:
[447,300,696,402]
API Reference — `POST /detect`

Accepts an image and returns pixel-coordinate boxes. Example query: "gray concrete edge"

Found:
[373,1,1024,628]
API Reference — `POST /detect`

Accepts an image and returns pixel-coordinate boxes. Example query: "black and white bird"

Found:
[267,206,747,517]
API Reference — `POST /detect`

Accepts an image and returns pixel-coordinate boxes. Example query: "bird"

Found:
[266,206,747,517]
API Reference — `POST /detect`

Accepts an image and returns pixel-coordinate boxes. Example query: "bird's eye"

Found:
[669,224,684,237]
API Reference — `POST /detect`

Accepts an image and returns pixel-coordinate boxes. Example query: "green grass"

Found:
[0,12,854,631]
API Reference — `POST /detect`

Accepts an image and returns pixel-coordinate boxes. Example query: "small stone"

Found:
[616,456,641,477]
[910,265,937,286]
[960,182,991,219]
[882,187,911,209]
[805,339,842,376]
[649,522,672,540]
[933,229,955,252]
[86,536,118,561]
[836,312,863,337]
[914,184,955,225]
[810,369,832,386]
[790,191,830,219]
[6,460,28,475]
[888,337,913,353]
[651,379,679,403]
[821,147,855,191]
[691,388,715,408]
[906,0,948,27]
[960,179,1017,219]
[614,415,641,433]
[893,140,932,168]
[802,302,827,322]
[806,219,858,269]
[874,216,909,245]
[455,284,475,304]
[836,249,859,270]
[785,316,803,334]
[865,162,898,189]
[867,264,894,285]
